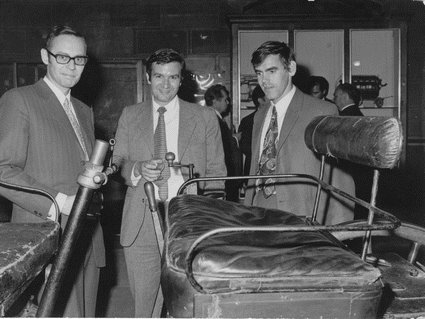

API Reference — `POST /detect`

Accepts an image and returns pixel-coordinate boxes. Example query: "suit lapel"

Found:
[178,99,197,160]
[36,80,86,156]
[71,97,93,154]
[250,104,269,174]
[276,88,302,153]
[137,101,154,156]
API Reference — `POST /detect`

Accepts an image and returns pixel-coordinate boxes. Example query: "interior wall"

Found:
[0,0,424,225]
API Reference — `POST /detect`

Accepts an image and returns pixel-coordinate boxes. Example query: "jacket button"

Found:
[81,160,85,165]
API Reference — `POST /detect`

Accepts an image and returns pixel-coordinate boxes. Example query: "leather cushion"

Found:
[164,195,381,291]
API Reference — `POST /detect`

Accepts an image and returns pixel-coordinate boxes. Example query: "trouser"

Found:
[123,209,163,317]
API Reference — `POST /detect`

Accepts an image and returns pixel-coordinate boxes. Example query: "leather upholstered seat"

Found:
[161,195,382,318]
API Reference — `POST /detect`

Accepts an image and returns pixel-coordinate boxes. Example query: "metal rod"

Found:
[312,155,325,223]
[36,140,108,317]
[36,187,95,317]
[361,169,380,260]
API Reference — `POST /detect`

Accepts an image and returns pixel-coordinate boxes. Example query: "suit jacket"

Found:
[113,98,227,246]
[0,79,105,266]
[238,111,256,176]
[244,88,355,225]
[217,115,241,202]
[340,104,363,116]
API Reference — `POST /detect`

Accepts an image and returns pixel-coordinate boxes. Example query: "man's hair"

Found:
[146,48,186,81]
[204,84,229,107]
[251,85,265,108]
[307,76,329,96]
[336,83,362,106]
[45,25,86,50]
[251,41,295,70]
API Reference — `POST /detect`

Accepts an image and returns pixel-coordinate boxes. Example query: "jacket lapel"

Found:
[251,104,270,174]
[178,99,197,160]
[137,101,154,157]
[36,80,86,155]
[276,88,302,153]
[71,97,93,154]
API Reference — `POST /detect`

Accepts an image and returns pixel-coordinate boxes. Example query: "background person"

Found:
[307,75,332,102]
[244,41,355,225]
[112,48,226,317]
[205,84,242,202]
[333,82,363,115]
[238,85,269,177]
[333,82,373,219]
[0,25,105,317]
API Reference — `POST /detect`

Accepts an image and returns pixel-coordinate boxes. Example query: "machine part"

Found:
[36,140,109,317]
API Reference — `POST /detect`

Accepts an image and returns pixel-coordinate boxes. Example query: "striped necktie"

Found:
[63,98,89,161]
[255,105,278,198]
[154,106,170,201]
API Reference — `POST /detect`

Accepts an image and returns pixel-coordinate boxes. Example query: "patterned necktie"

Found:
[63,98,89,161]
[154,106,170,201]
[256,105,278,198]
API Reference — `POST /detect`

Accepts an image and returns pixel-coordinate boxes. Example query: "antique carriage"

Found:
[145,116,425,318]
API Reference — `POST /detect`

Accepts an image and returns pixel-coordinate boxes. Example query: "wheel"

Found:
[332,221,425,319]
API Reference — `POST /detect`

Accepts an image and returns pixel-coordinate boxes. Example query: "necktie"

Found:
[63,98,89,161]
[154,106,170,201]
[256,105,278,198]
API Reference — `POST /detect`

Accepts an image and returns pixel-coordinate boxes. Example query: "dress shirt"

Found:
[340,103,356,113]
[258,86,296,158]
[213,109,222,119]
[132,95,185,200]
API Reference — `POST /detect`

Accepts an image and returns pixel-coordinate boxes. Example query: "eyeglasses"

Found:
[45,48,88,66]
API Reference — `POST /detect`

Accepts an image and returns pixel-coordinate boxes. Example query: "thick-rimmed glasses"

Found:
[45,48,88,66]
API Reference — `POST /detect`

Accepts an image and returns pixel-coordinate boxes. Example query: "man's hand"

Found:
[135,159,165,182]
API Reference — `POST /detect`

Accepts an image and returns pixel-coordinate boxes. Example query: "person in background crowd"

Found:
[112,48,226,317]
[333,82,373,219]
[244,40,355,225]
[205,84,242,202]
[333,82,363,115]
[0,25,105,317]
[307,75,332,102]
[238,85,269,177]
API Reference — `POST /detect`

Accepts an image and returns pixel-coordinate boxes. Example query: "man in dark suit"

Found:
[244,41,355,225]
[333,83,373,219]
[0,25,105,317]
[205,84,241,202]
[112,48,226,317]
[333,82,364,116]
[238,85,269,177]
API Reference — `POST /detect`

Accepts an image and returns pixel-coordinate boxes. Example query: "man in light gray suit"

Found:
[244,41,355,225]
[112,48,226,317]
[0,25,105,317]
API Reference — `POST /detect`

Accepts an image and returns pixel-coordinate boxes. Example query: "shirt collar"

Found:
[340,103,356,112]
[274,86,296,111]
[152,95,179,112]
[43,77,71,105]
[213,109,222,119]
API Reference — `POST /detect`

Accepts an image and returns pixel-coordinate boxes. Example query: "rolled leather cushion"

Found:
[162,195,382,317]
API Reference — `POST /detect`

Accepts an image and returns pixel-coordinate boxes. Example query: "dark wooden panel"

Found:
[191,30,230,54]
[134,30,188,55]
